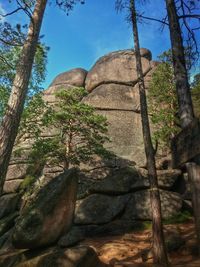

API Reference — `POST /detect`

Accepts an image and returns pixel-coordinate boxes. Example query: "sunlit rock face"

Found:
[83,48,157,167]
[1,49,187,251]
[43,68,88,103]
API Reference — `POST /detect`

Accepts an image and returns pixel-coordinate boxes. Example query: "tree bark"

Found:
[166,0,200,255]
[0,0,47,194]
[130,1,169,266]
[186,162,200,255]
[165,0,194,129]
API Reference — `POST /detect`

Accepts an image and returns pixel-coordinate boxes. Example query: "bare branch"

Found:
[0,7,24,17]
[0,37,23,47]
[179,14,200,19]
[137,14,169,26]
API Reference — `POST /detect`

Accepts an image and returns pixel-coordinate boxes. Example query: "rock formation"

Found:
[0,48,190,265]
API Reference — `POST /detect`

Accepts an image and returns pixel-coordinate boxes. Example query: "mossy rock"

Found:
[12,168,79,249]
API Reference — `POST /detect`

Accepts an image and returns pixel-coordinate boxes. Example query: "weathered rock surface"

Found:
[96,110,145,166]
[58,227,85,247]
[139,48,152,61]
[80,219,141,237]
[0,228,15,254]
[0,213,18,237]
[50,68,88,87]
[12,169,78,249]
[85,49,151,92]
[83,83,140,112]
[3,179,23,193]
[75,194,130,224]
[139,168,182,189]
[2,48,186,246]
[6,164,29,180]
[43,84,77,103]
[0,194,20,219]
[123,190,183,220]
[0,246,107,267]
[89,167,148,194]
[157,169,182,188]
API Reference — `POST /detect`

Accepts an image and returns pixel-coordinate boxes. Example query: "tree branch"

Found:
[0,55,14,69]
[137,14,169,26]
[0,7,24,17]
[179,14,200,19]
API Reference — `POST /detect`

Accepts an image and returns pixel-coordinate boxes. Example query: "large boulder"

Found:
[75,194,130,224]
[88,167,181,194]
[0,194,20,219]
[95,110,145,166]
[138,168,182,189]
[0,213,18,237]
[12,168,78,249]
[43,68,87,104]
[85,49,151,92]
[83,83,140,112]
[89,167,148,194]
[6,163,28,180]
[3,179,23,194]
[43,84,77,103]
[50,68,88,87]
[16,246,106,267]
[123,190,183,220]
[0,246,107,267]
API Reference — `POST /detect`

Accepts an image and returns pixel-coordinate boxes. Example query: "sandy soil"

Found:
[82,220,200,267]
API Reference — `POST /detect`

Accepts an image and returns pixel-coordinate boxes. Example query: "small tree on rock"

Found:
[29,87,111,171]
[148,51,180,151]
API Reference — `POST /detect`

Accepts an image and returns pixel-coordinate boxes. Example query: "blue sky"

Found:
[41,0,171,88]
[1,0,198,88]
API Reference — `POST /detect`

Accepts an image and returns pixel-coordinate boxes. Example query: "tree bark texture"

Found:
[186,162,200,255]
[166,0,200,255]
[130,0,169,266]
[165,0,194,128]
[0,0,47,194]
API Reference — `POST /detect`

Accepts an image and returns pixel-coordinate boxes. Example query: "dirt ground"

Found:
[82,219,200,267]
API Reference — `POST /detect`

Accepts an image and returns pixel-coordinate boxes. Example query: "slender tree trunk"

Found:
[0,0,47,195]
[130,1,169,266]
[186,162,200,255]
[166,0,200,255]
[165,0,194,128]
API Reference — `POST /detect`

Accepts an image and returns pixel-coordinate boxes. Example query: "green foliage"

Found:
[191,73,200,118]
[18,93,49,139]
[28,87,111,170]
[163,211,192,225]
[139,221,152,231]
[19,175,36,193]
[148,50,180,150]
[0,42,49,120]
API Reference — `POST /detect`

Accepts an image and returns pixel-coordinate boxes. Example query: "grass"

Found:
[163,211,192,225]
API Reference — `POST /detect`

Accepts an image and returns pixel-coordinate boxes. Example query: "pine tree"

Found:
[27,87,110,171]
[116,1,169,265]
[0,0,85,194]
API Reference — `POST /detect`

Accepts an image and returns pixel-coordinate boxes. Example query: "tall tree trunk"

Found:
[165,0,194,128]
[0,0,47,194]
[130,1,169,266]
[166,0,200,255]
[186,162,200,255]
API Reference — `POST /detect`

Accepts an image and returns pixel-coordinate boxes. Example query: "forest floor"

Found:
[82,219,200,267]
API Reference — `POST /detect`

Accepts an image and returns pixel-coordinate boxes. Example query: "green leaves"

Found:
[148,50,180,149]
[191,73,200,118]
[0,42,48,120]
[27,87,111,170]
